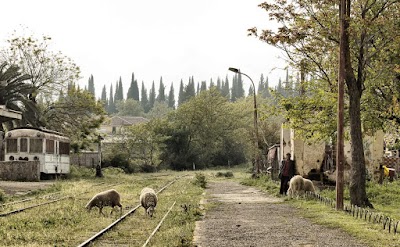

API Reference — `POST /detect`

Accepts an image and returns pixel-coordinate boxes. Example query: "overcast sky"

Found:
[0,0,287,99]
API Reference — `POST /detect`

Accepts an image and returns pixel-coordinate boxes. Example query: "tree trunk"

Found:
[347,87,373,208]
[343,0,372,208]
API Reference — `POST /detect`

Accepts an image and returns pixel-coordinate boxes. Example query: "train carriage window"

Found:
[30,139,43,153]
[59,142,70,155]
[46,139,54,154]
[6,139,17,153]
[20,138,28,152]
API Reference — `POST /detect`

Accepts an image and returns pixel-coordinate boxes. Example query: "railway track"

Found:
[0,182,117,218]
[77,176,182,247]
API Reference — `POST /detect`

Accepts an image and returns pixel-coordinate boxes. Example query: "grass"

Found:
[3,165,399,246]
[0,166,205,247]
[241,173,400,247]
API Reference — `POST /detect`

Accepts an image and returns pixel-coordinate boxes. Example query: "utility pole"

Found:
[336,0,346,210]
[96,135,104,177]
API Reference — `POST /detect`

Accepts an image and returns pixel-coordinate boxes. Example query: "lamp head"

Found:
[228,67,240,73]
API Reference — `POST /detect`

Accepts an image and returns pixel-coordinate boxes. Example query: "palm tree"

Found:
[0,62,39,130]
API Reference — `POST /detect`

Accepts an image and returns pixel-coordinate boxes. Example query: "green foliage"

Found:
[42,85,105,152]
[0,62,39,129]
[193,173,207,188]
[241,174,280,196]
[67,165,96,179]
[115,98,144,116]
[215,171,234,178]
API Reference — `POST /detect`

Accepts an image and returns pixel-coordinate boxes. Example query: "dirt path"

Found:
[193,181,367,247]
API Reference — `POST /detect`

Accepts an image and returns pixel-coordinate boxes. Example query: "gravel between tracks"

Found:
[193,181,367,247]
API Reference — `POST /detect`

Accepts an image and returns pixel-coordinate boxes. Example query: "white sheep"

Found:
[303,178,316,194]
[287,175,305,197]
[140,187,158,217]
[85,189,122,216]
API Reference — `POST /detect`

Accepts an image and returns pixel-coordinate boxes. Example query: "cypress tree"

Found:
[200,81,207,92]
[101,85,108,111]
[209,78,215,88]
[168,83,175,109]
[216,77,222,92]
[237,73,244,98]
[117,77,124,101]
[178,80,185,106]
[127,73,139,100]
[222,76,230,99]
[149,81,156,110]
[156,77,166,102]
[231,74,237,102]
[258,74,265,96]
[88,74,95,96]
[141,82,150,113]
[184,76,196,102]
[108,84,116,114]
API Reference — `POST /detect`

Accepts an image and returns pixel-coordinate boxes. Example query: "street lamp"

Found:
[228,67,260,174]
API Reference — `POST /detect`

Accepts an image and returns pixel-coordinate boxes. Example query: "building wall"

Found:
[0,161,40,181]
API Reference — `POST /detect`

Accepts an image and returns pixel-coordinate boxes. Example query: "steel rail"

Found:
[77,176,182,247]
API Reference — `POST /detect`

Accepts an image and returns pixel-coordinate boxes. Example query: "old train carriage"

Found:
[4,127,70,178]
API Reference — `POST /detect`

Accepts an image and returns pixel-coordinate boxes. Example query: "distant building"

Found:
[71,116,149,167]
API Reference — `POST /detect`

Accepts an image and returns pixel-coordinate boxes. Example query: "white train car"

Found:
[4,127,70,178]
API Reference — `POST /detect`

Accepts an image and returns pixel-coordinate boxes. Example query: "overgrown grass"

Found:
[241,173,400,246]
[0,169,204,246]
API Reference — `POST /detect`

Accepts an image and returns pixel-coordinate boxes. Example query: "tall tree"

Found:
[168,83,176,109]
[108,84,116,114]
[1,33,80,103]
[100,85,108,111]
[156,77,166,102]
[141,82,150,113]
[250,0,399,207]
[0,62,38,129]
[127,72,139,100]
[221,76,230,100]
[43,84,105,152]
[149,81,156,110]
[178,80,185,106]
[87,74,95,96]
[115,77,124,102]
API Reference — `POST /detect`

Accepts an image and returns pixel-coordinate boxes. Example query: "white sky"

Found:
[0,0,287,99]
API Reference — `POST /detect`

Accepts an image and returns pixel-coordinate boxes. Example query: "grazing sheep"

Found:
[140,187,158,217]
[287,175,305,197]
[86,189,122,216]
[303,178,316,193]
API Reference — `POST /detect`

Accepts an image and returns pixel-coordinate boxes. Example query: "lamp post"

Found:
[228,67,260,174]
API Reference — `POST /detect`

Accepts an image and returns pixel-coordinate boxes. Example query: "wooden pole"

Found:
[336,0,346,210]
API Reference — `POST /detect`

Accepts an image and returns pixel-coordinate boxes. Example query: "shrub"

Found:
[215,171,234,178]
[193,173,207,188]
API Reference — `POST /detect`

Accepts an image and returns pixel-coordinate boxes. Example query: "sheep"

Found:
[287,175,305,198]
[85,189,122,216]
[140,187,158,217]
[303,178,316,194]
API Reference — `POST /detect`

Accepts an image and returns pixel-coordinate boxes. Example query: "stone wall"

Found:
[0,161,40,181]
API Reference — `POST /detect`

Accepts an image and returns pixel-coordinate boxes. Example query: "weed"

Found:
[215,171,234,178]
[194,173,207,188]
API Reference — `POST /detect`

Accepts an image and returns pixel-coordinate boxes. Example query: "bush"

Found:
[215,171,234,178]
[193,173,207,188]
